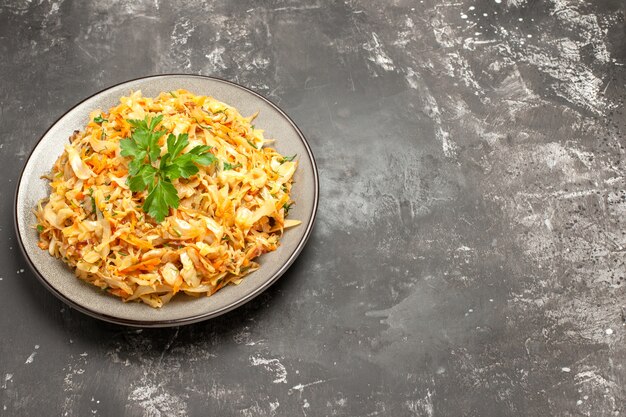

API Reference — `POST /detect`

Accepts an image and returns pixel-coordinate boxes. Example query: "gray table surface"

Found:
[1,1,625,416]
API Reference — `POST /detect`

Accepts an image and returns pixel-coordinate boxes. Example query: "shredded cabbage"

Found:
[36,90,299,308]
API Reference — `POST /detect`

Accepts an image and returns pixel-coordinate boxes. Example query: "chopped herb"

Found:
[283,202,293,214]
[36,224,44,233]
[118,251,128,257]
[169,91,177,98]
[247,139,257,148]
[251,125,255,129]
[87,188,96,213]
[94,115,108,124]
[105,195,111,201]
[223,162,242,171]
[173,228,182,237]
[121,114,217,222]
[281,154,296,163]
[222,235,230,241]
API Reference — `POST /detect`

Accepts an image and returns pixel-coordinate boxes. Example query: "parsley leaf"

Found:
[123,115,218,222]
[161,134,216,179]
[125,114,166,163]
[167,132,189,160]
[143,179,179,222]
[187,145,217,166]
[94,115,108,123]
[36,224,44,233]
[120,139,146,175]
[281,154,296,163]
[128,164,158,192]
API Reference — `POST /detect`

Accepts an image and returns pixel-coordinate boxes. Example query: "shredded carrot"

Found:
[119,258,161,274]
[119,233,153,250]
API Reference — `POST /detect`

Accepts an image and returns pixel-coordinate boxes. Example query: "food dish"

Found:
[15,75,318,326]
[36,89,300,308]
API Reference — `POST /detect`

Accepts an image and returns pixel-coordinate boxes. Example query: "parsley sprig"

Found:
[120,114,217,222]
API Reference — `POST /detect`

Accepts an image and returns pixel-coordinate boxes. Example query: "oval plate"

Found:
[15,74,319,327]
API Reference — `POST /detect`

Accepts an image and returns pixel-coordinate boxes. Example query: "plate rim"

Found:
[13,73,319,327]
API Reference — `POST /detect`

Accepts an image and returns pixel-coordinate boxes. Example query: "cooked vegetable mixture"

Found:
[36,90,299,307]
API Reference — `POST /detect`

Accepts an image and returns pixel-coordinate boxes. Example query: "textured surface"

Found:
[1,0,625,416]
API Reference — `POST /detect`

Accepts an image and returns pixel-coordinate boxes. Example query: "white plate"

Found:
[15,74,319,327]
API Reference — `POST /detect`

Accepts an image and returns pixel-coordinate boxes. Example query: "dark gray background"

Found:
[1,0,625,416]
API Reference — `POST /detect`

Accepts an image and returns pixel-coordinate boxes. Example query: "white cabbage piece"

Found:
[64,144,94,180]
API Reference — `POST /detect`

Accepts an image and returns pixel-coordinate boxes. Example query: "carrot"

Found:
[120,233,153,250]
[172,280,181,295]
[119,258,160,274]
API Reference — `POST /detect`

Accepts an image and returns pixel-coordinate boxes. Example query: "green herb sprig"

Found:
[120,114,217,222]
[223,162,242,171]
